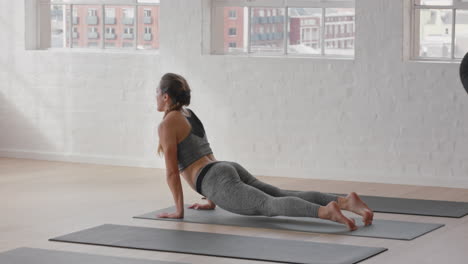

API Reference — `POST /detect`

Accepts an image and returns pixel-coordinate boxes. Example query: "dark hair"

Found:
[157,73,191,156]
[159,73,191,112]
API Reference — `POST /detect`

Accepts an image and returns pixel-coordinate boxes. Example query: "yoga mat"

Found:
[49,224,387,264]
[134,205,443,240]
[328,193,468,218]
[0,247,182,264]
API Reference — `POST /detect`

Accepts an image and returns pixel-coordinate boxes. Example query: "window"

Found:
[122,8,134,19]
[411,0,468,60]
[105,8,115,17]
[228,10,237,19]
[228,27,237,36]
[88,9,97,16]
[34,0,160,51]
[210,0,355,57]
[229,42,237,48]
[105,27,115,34]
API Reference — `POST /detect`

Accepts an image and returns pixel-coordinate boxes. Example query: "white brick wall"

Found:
[0,0,467,188]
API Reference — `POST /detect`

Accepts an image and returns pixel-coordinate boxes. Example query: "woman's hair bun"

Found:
[178,89,191,105]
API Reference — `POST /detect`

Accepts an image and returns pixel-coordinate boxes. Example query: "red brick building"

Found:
[65,5,159,49]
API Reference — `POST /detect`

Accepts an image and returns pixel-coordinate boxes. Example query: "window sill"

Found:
[206,53,354,61]
[27,48,160,55]
[407,58,462,64]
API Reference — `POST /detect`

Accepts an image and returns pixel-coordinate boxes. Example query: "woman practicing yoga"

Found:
[155,73,373,231]
[461,52,468,94]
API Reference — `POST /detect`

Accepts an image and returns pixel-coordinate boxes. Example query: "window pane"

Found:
[418,9,452,58]
[250,8,285,54]
[288,8,322,55]
[51,5,70,48]
[137,5,159,50]
[104,5,134,49]
[72,5,102,48]
[324,8,355,56]
[455,10,468,58]
[415,0,453,5]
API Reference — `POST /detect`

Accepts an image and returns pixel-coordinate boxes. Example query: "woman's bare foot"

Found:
[318,201,358,231]
[338,192,374,226]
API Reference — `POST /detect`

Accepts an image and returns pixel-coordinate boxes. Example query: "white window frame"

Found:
[209,0,355,58]
[30,0,159,52]
[122,7,134,18]
[105,7,115,17]
[88,8,97,16]
[410,0,468,61]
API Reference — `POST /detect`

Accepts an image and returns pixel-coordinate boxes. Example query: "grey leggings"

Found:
[198,161,339,218]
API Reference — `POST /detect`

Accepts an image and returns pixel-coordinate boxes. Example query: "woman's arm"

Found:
[157,121,184,218]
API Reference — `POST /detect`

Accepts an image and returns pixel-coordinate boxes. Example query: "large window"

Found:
[210,0,355,57]
[412,0,468,60]
[40,0,160,51]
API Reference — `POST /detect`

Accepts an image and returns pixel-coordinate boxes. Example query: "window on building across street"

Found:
[39,0,159,51]
[228,27,237,36]
[411,0,468,60]
[209,0,355,57]
[229,10,237,19]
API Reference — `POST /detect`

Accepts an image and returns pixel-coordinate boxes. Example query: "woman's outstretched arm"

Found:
[157,121,184,218]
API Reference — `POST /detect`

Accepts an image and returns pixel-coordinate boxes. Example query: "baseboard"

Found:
[0,149,160,169]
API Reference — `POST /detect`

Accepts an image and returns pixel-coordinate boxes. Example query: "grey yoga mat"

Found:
[0,247,182,264]
[134,205,443,240]
[326,193,468,218]
[49,224,387,264]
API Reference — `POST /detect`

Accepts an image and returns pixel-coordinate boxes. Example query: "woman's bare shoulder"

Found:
[159,110,187,130]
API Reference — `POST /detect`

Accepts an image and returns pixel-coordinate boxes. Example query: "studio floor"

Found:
[1,157,468,263]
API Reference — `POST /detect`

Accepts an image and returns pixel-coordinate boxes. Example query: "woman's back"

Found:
[176,108,213,172]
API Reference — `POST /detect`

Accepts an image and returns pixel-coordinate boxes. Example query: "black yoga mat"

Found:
[134,205,443,240]
[49,224,387,264]
[327,193,468,218]
[0,247,183,264]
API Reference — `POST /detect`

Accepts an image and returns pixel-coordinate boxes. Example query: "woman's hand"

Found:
[188,203,216,210]
[156,211,184,219]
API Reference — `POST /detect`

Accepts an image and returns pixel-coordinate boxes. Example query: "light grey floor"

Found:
[2,157,468,264]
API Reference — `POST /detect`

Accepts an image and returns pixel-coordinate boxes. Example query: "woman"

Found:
[461,52,468,94]
[155,73,373,231]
